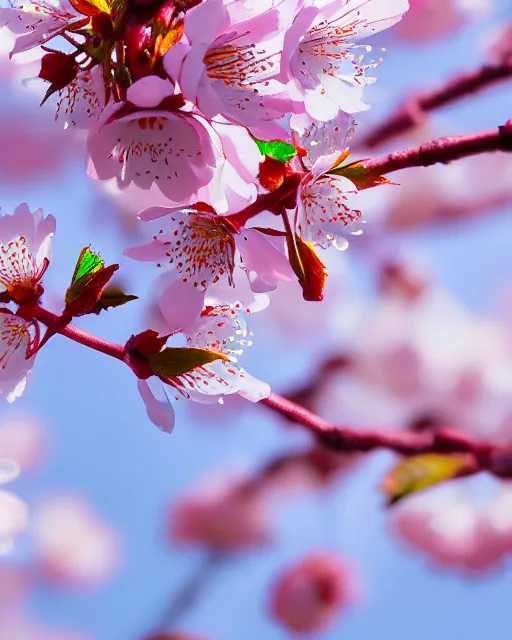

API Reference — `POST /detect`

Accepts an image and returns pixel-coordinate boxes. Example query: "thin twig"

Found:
[360,59,512,148]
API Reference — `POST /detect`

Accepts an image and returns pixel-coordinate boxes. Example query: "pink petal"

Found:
[123,239,169,263]
[185,0,230,44]
[126,76,175,109]
[137,379,175,433]
[236,229,293,290]
[163,40,190,83]
[0,489,28,548]
[159,276,205,334]
[279,5,319,81]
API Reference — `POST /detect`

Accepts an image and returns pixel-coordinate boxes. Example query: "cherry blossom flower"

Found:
[393,482,512,573]
[32,494,121,588]
[169,476,271,551]
[134,279,271,432]
[54,67,105,130]
[296,154,363,251]
[269,552,357,634]
[163,0,292,140]
[0,458,28,553]
[290,111,364,250]
[394,0,492,43]
[87,77,222,203]
[0,0,90,57]
[279,0,409,118]
[0,202,55,304]
[124,204,292,298]
[0,414,46,471]
[0,311,39,402]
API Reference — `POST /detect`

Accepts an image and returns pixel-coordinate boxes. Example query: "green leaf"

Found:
[94,286,138,314]
[70,246,104,287]
[253,138,297,163]
[65,247,119,316]
[329,160,398,190]
[149,347,227,378]
[382,453,477,506]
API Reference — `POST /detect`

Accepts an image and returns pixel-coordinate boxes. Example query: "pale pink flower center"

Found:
[117,117,170,165]
[204,37,276,88]
[301,18,360,61]
[0,236,38,289]
[0,318,33,371]
[157,213,236,288]
[300,177,361,229]
[56,71,102,126]
[298,16,382,84]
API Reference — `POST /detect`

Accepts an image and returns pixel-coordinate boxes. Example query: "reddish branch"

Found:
[361,121,512,176]
[24,306,512,477]
[226,122,512,229]
[262,393,512,479]
[28,305,125,361]
[360,59,512,148]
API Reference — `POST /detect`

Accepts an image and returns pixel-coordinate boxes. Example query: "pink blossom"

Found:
[163,0,292,140]
[169,478,271,551]
[291,110,357,170]
[394,0,491,43]
[269,552,357,634]
[87,77,222,203]
[296,156,363,251]
[0,414,46,471]
[290,111,364,250]
[392,484,512,573]
[0,459,28,553]
[135,280,270,432]
[0,0,88,57]
[0,202,55,303]
[279,0,409,118]
[124,204,292,296]
[0,311,38,402]
[32,494,121,588]
[54,67,105,130]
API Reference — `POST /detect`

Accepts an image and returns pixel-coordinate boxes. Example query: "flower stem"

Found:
[360,121,512,176]
[29,306,125,361]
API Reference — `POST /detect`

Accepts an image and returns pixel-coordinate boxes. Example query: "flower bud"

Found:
[91,12,113,39]
[39,52,78,91]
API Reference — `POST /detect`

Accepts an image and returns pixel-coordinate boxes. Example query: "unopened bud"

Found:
[91,11,113,39]
[39,52,78,90]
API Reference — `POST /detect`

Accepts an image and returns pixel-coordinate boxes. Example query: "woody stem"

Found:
[28,305,125,361]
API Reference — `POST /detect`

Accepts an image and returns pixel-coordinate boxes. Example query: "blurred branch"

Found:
[153,552,224,633]
[361,121,512,176]
[262,393,512,480]
[360,58,512,148]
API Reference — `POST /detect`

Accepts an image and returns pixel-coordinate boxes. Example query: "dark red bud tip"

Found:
[258,156,286,191]
[126,329,169,358]
[39,52,78,90]
[124,329,169,379]
[91,12,113,39]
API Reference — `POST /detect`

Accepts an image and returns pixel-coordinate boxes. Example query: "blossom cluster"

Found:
[0,0,410,428]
